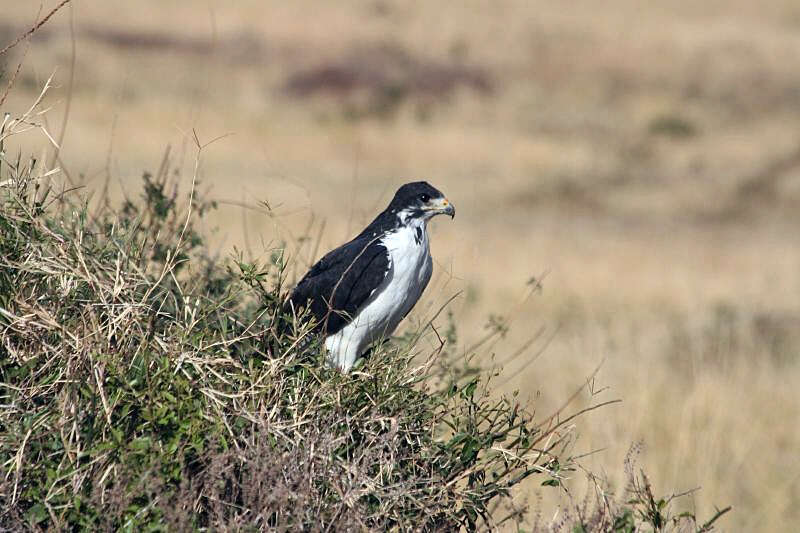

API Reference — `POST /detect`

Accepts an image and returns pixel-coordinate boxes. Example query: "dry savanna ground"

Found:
[3,1,800,530]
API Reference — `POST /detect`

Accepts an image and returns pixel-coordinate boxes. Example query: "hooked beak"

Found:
[428,197,455,219]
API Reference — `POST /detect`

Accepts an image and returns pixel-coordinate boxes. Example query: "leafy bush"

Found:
[0,165,731,532]
[0,156,579,530]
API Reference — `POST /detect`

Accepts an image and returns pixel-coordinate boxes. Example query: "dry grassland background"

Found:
[3,1,800,530]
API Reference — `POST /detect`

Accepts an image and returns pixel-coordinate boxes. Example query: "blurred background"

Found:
[3,1,799,529]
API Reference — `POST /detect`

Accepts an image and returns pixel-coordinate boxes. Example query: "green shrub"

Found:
[0,169,731,532]
[0,166,577,530]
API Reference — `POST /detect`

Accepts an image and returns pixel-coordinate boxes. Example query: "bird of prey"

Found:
[286,181,455,372]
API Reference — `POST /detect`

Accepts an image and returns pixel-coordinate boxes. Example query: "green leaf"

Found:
[26,503,48,524]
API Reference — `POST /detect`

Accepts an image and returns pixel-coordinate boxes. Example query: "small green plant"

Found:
[541,443,732,532]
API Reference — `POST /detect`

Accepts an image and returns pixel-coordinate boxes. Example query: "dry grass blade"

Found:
[0,0,72,57]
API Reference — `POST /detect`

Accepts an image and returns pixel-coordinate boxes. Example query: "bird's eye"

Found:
[419,193,430,202]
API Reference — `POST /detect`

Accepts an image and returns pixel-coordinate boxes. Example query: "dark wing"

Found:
[288,236,390,335]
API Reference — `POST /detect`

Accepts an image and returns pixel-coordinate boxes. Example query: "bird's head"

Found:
[389,181,455,224]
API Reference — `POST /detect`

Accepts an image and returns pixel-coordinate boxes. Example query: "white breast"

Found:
[324,220,432,371]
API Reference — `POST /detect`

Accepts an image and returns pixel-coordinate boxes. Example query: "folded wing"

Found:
[288,236,391,335]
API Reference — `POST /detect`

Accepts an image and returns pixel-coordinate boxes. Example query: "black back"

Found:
[288,236,389,335]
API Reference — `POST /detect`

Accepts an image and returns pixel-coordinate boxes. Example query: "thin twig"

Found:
[0,0,73,57]
[0,44,29,108]
[49,2,77,174]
